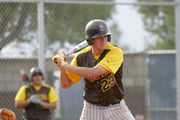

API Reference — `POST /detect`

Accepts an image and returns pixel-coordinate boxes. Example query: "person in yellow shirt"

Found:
[14,67,59,120]
[53,19,135,120]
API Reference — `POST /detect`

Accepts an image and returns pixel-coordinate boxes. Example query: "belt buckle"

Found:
[111,101,121,106]
[101,102,110,106]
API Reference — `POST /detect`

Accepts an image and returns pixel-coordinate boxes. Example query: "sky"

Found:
[111,0,149,51]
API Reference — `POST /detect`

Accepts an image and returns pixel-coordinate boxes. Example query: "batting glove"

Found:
[27,95,45,106]
[52,51,68,67]
[31,96,45,106]
[27,95,38,103]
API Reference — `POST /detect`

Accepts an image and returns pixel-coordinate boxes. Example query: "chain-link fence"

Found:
[0,0,178,120]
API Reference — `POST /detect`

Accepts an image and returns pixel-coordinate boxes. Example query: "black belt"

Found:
[100,101,120,106]
[90,101,121,107]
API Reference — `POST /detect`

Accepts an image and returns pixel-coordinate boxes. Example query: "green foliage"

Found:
[0,1,115,52]
[109,22,129,50]
[0,3,36,50]
[137,0,175,50]
[110,22,121,46]
[45,2,114,46]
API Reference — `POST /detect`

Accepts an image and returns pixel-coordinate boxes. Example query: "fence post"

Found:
[176,1,180,120]
[37,1,45,74]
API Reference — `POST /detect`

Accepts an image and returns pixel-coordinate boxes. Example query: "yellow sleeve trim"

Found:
[14,85,28,101]
[98,45,123,74]
[66,53,82,84]
[48,87,59,103]
[66,70,82,84]
[98,63,114,74]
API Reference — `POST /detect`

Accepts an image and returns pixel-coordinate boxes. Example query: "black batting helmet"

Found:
[29,67,43,81]
[85,19,111,45]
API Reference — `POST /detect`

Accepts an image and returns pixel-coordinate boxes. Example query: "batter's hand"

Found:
[52,51,68,67]
[31,96,45,106]
[27,95,39,103]
[27,95,45,106]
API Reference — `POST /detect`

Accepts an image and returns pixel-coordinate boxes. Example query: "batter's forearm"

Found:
[63,64,106,79]
[15,101,30,108]
[43,102,57,110]
[59,67,73,89]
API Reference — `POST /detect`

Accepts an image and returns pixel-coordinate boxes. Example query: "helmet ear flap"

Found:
[108,35,111,42]
[86,36,94,45]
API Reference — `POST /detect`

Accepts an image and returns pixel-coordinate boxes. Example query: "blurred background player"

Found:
[14,67,59,120]
[52,19,135,120]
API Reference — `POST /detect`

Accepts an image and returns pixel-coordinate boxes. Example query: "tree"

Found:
[137,0,175,50]
[0,3,31,50]
[0,1,115,55]
[109,22,129,50]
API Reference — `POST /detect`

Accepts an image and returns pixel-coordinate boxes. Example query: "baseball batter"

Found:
[53,19,135,120]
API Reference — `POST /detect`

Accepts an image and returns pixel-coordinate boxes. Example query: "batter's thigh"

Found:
[80,101,104,120]
[104,100,135,120]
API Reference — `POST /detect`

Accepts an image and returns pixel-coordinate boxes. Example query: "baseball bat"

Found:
[20,69,34,93]
[53,40,88,64]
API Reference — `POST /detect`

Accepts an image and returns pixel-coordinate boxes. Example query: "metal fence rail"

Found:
[0,0,178,6]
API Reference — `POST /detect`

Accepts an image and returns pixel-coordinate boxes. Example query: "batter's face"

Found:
[32,74,43,86]
[93,35,108,52]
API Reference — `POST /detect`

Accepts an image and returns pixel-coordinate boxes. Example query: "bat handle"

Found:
[52,50,74,64]
[52,53,70,64]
